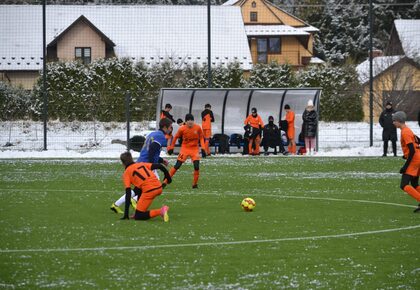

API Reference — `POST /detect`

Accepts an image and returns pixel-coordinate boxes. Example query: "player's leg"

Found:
[110,188,140,214]
[400,174,420,202]
[255,135,261,155]
[412,175,420,213]
[248,137,254,155]
[391,140,397,157]
[383,139,388,156]
[164,152,186,184]
[134,188,169,221]
[192,160,200,188]
[304,137,310,155]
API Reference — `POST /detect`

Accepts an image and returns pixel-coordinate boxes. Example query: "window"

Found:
[256,38,282,63]
[251,1,256,7]
[75,47,91,64]
[250,12,258,22]
[268,37,281,53]
[257,38,267,63]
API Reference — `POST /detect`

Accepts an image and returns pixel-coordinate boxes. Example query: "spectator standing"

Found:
[284,104,296,155]
[302,100,318,155]
[379,101,397,157]
[244,108,264,155]
[201,104,215,156]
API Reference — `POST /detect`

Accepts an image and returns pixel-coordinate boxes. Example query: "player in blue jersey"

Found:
[110,118,173,214]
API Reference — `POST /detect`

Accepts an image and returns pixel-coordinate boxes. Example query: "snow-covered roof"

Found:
[245,25,310,36]
[0,5,253,71]
[356,55,404,84]
[309,57,325,64]
[394,19,420,59]
[296,25,319,33]
[222,0,240,6]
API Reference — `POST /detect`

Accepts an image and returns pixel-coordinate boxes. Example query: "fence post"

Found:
[125,91,131,151]
[207,0,212,88]
[42,0,48,150]
[369,0,374,146]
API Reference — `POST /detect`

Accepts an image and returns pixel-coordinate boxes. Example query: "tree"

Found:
[298,64,364,121]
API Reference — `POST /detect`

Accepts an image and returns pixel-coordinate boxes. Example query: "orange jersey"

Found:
[201,110,214,130]
[171,124,205,149]
[244,114,264,129]
[285,111,295,131]
[122,162,161,191]
[400,127,420,159]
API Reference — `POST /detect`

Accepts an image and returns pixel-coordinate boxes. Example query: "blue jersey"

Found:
[137,130,167,163]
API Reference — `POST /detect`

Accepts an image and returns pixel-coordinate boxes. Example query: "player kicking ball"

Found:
[119,152,172,221]
[165,113,206,189]
[392,111,420,213]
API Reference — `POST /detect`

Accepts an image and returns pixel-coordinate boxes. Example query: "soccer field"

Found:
[0,157,419,289]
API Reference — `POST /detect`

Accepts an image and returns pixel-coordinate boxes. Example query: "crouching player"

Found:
[110,118,172,214]
[120,152,172,221]
[392,111,420,213]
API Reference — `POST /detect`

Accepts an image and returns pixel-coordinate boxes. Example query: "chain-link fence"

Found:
[0,1,419,153]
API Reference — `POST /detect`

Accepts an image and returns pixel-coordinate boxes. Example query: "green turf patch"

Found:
[0,157,419,289]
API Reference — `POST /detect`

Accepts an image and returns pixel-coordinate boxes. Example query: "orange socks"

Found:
[403,185,420,202]
[169,167,177,177]
[150,209,160,218]
[193,170,199,186]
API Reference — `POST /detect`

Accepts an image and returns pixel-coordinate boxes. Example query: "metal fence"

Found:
[0,1,419,153]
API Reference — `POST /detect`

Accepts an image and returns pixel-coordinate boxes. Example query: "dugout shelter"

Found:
[157,88,321,152]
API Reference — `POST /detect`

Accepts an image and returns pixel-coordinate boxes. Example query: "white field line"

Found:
[0,190,419,254]
[0,188,415,209]
[1,224,419,254]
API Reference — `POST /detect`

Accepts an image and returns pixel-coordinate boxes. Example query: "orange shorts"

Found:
[136,186,162,212]
[405,157,420,177]
[203,129,212,139]
[177,147,200,162]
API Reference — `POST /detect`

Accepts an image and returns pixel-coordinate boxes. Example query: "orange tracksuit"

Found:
[244,114,264,155]
[201,109,214,155]
[122,162,163,217]
[285,111,296,155]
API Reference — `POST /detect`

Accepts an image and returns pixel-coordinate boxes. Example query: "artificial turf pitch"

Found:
[0,157,419,289]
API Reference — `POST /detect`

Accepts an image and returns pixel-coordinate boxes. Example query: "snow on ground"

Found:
[0,121,418,158]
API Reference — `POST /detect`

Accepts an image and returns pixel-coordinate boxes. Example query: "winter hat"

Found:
[392,111,406,123]
[307,99,314,107]
[251,108,257,114]
[185,113,194,121]
[268,116,274,121]
[386,101,392,106]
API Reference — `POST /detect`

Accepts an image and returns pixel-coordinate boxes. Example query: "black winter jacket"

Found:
[302,109,317,138]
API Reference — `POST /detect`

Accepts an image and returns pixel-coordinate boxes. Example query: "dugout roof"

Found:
[157,88,321,141]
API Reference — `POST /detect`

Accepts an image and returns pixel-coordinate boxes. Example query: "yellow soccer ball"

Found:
[241,197,256,212]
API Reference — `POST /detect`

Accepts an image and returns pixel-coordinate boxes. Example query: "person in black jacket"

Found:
[302,100,318,155]
[262,116,282,155]
[379,101,397,157]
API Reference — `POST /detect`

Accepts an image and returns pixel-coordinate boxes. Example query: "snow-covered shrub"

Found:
[247,62,296,88]
[0,81,37,120]
[297,64,363,121]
